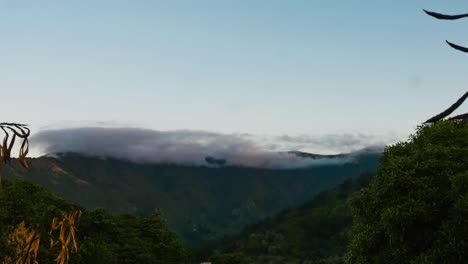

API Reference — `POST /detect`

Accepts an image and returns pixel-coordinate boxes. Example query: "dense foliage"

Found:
[0,179,189,264]
[205,172,374,264]
[346,121,468,264]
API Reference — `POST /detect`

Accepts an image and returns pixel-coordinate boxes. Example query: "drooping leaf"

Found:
[17,138,29,169]
[423,9,468,20]
[446,40,468,53]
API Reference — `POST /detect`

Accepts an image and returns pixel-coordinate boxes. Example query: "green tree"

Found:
[0,180,190,264]
[346,120,468,264]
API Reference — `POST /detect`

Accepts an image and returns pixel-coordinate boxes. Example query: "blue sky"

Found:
[1,0,467,151]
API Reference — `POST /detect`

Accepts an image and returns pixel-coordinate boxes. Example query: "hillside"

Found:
[0,179,189,263]
[206,172,373,264]
[3,151,380,247]
[205,120,468,264]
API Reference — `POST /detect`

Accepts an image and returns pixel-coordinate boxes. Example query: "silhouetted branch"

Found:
[423,10,468,20]
[425,92,468,123]
[449,113,468,122]
[424,10,468,53]
[446,41,468,53]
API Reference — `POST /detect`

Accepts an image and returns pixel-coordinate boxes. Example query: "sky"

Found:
[0,0,467,156]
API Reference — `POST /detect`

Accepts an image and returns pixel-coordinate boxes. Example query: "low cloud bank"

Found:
[31,127,394,168]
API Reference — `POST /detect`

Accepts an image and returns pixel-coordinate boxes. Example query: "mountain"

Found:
[206,172,374,264]
[3,151,380,247]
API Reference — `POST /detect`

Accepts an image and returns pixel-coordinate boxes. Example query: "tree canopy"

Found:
[346,120,468,264]
[0,179,190,263]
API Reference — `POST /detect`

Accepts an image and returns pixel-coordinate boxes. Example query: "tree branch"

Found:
[449,113,468,122]
[423,10,468,20]
[446,41,468,53]
[425,91,468,123]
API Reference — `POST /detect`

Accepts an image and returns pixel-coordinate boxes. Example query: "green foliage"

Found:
[0,179,190,263]
[205,173,374,264]
[73,210,190,263]
[346,120,468,264]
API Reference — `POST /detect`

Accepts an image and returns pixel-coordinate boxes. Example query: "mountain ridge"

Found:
[39,147,382,167]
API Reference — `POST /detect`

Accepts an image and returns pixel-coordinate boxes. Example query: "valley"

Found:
[4,151,380,247]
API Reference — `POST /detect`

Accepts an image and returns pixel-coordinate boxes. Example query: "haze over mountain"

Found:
[31,126,391,168]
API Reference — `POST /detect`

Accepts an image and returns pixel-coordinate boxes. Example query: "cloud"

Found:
[269,133,398,154]
[30,127,394,168]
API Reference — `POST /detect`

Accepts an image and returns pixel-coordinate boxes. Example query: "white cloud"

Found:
[30,127,395,168]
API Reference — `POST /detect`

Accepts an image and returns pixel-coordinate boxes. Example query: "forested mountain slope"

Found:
[207,173,373,264]
[3,151,380,247]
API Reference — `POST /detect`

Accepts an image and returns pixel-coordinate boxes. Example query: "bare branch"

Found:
[423,9,468,20]
[449,113,468,122]
[425,91,468,123]
[446,41,468,53]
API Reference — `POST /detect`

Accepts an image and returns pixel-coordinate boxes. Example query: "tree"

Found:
[346,121,468,264]
[0,180,190,263]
